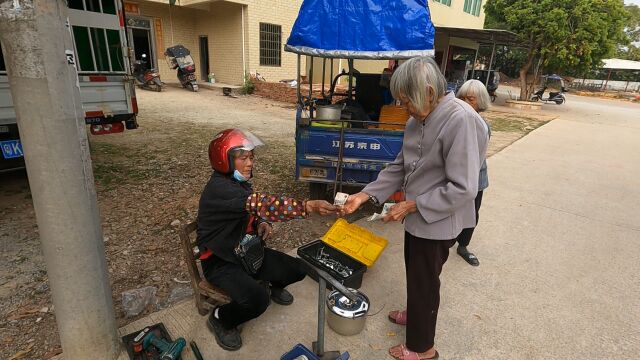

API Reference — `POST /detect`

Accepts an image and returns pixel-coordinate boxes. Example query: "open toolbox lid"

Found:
[321,218,388,267]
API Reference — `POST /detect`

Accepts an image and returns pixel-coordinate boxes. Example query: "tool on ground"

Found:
[300,257,358,360]
[142,331,186,360]
[132,327,151,354]
[190,340,204,360]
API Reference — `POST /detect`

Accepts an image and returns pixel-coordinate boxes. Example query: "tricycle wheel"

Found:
[309,183,328,200]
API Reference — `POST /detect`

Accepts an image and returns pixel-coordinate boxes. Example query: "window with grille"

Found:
[433,0,452,6]
[260,23,282,67]
[463,0,482,16]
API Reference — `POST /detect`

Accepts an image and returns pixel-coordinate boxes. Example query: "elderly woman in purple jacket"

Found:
[341,57,488,360]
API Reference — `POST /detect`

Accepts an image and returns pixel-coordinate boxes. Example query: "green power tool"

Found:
[142,331,186,360]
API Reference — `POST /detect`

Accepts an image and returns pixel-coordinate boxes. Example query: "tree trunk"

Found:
[519,48,536,101]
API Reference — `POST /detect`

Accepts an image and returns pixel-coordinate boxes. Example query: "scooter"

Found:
[165,45,198,92]
[132,54,163,92]
[530,75,566,104]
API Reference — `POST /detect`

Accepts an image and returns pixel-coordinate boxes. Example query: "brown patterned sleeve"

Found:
[246,193,307,222]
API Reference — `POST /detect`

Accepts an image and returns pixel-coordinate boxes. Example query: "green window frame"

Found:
[69,0,117,15]
[463,0,482,16]
[433,0,452,6]
[72,26,124,73]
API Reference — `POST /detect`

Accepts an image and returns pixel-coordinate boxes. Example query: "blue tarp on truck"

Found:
[286,0,435,59]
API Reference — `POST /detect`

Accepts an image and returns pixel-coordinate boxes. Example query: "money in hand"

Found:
[367,203,395,221]
[334,192,349,206]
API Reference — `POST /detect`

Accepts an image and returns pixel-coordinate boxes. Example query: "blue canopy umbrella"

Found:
[285,0,435,59]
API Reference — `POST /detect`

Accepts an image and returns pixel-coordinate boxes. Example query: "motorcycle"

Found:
[165,45,198,92]
[530,74,567,104]
[132,54,163,92]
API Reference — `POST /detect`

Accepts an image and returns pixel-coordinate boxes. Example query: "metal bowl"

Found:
[326,288,369,336]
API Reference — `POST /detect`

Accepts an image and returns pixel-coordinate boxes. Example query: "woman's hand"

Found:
[383,200,417,222]
[339,192,370,216]
[257,222,273,241]
[306,200,336,216]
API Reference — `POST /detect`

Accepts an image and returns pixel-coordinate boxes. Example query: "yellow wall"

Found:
[243,0,305,82]
[196,2,245,85]
[428,0,485,29]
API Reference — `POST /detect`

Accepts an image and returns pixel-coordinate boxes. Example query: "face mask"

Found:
[233,170,249,182]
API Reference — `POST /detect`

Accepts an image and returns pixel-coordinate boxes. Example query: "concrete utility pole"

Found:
[0,1,120,359]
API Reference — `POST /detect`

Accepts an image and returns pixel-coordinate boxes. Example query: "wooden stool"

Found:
[178,221,231,316]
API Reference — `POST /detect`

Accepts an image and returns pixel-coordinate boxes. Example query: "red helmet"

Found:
[208,129,264,173]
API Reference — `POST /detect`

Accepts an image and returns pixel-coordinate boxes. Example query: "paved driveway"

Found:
[107,89,640,360]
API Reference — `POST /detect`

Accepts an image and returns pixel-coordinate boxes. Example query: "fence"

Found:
[571,79,640,93]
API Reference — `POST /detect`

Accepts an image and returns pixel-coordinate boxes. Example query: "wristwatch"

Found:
[367,194,380,206]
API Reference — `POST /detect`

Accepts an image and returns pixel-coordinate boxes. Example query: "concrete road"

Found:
[101,91,640,360]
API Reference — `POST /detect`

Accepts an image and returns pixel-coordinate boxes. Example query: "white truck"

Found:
[0,0,138,171]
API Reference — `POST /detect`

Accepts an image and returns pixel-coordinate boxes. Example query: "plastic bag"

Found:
[121,286,157,317]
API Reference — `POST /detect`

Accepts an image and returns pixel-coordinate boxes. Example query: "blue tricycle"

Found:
[285,0,436,199]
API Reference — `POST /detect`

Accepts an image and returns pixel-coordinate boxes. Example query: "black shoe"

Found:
[457,246,480,266]
[207,310,242,351]
[270,286,294,305]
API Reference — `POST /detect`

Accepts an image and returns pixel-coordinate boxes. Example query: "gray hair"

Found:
[390,56,447,111]
[457,79,491,112]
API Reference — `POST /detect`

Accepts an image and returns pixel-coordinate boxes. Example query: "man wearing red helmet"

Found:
[197,129,336,351]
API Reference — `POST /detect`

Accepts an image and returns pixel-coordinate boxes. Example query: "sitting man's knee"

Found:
[237,285,270,316]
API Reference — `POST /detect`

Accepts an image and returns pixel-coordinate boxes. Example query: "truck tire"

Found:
[309,183,328,200]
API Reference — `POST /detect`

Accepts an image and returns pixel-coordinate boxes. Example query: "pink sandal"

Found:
[388,309,407,325]
[389,344,439,360]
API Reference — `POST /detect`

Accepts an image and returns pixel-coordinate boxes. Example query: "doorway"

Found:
[126,16,156,68]
[199,36,210,80]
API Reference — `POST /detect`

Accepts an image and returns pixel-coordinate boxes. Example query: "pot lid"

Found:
[326,289,369,319]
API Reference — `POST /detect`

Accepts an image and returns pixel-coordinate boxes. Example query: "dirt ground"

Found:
[0,85,552,359]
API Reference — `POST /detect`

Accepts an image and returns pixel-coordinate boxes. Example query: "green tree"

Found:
[485,0,627,100]
[617,4,640,61]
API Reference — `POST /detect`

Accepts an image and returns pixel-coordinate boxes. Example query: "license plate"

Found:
[301,167,327,178]
[185,74,196,81]
[0,140,24,159]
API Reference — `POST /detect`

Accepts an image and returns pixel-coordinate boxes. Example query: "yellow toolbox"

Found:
[321,218,388,267]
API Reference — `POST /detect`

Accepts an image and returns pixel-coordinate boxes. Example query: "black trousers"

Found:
[405,232,456,352]
[456,190,484,247]
[202,248,306,329]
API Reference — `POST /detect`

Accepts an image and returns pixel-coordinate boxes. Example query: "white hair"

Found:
[390,56,447,111]
[457,79,491,112]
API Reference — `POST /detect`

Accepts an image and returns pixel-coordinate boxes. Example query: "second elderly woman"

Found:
[341,57,489,360]
[455,79,493,266]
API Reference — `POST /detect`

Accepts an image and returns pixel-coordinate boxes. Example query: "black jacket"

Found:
[196,172,256,264]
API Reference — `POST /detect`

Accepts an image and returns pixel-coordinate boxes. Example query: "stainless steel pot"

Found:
[326,288,369,336]
[316,104,343,120]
